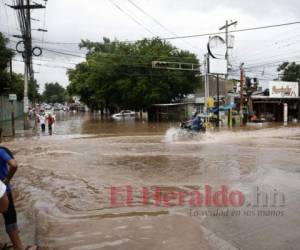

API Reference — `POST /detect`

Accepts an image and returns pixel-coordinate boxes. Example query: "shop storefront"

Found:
[251,81,300,122]
[252,96,300,122]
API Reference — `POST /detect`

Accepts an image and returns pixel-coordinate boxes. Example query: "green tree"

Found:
[0,32,40,100]
[7,73,40,101]
[0,32,14,93]
[68,37,201,112]
[43,82,67,103]
[278,62,300,82]
[10,73,24,100]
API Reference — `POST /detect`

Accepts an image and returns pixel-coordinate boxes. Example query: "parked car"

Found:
[112,110,136,120]
[53,103,65,111]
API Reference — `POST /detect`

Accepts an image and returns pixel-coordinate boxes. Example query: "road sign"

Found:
[208,58,227,75]
[152,61,200,71]
[9,94,17,101]
[207,36,226,59]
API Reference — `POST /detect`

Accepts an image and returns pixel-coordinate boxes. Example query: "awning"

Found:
[209,103,236,113]
[222,103,236,110]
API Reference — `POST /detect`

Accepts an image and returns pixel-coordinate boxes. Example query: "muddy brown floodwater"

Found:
[1,113,300,250]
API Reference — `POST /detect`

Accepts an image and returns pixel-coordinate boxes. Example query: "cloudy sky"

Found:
[1,0,300,92]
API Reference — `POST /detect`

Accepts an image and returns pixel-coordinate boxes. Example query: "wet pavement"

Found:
[0,112,300,249]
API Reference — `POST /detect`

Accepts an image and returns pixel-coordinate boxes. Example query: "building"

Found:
[251,81,300,122]
[147,98,205,122]
[147,76,234,122]
[207,76,235,97]
[251,96,300,122]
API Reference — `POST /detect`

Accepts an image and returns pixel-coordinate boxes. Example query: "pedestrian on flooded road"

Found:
[38,114,46,133]
[0,147,38,250]
[47,114,55,135]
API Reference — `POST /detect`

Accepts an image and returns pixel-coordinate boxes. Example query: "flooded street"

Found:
[1,113,300,249]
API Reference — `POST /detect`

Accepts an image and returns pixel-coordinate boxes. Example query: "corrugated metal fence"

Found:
[0,96,23,135]
[0,95,24,122]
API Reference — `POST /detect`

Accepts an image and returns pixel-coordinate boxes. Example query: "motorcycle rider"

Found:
[181,111,203,132]
[191,112,203,132]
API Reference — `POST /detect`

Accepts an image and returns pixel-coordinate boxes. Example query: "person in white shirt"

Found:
[0,180,8,213]
[38,114,46,132]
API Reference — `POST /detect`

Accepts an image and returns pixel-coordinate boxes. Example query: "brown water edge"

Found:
[0,119,300,249]
[3,111,294,140]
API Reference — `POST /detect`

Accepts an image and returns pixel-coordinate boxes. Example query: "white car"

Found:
[112,110,136,120]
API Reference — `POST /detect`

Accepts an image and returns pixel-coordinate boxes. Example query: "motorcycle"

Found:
[180,121,206,134]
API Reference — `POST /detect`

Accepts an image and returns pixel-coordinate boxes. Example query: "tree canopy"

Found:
[0,32,14,93]
[278,62,300,82]
[67,37,201,112]
[8,73,40,101]
[43,82,67,103]
[0,32,39,101]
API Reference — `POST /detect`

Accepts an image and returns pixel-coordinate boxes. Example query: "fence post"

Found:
[11,101,15,136]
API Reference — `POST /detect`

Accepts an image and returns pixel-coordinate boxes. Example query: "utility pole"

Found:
[204,54,209,123]
[9,57,13,81]
[240,63,244,126]
[24,0,32,129]
[203,54,208,114]
[219,20,238,84]
[217,74,220,128]
[10,0,45,129]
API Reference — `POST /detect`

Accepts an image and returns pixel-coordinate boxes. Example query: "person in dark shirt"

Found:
[0,147,38,250]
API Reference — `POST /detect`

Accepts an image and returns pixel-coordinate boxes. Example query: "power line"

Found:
[12,58,71,69]
[238,33,300,61]
[125,0,198,50]
[9,39,200,62]
[17,48,200,70]
[245,57,300,69]
[5,19,300,77]
[239,30,300,52]
[42,48,86,58]
[242,51,300,65]
[37,1,48,73]
[151,21,300,41]
[1,0,11,37]
[31,39,80,45]
[29,42,198,61]
[240,47,300,63]
[126,0,174,36]
[107,0,156,36]
[13,52,82,67]
[3,20,300,47]
[21,40,300,70]
[41,48,152,68]
[9,38,87,56]
[13,57,194,72]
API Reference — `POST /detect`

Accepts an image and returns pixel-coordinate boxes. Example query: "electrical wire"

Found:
[238,37,300,62]
[107,0,156,36]
[125,0,199,50]
[4,20,300,47]
[159,21,300,41]
[37,0,48,73]
[1,0,11,37]
[6,14,300,84]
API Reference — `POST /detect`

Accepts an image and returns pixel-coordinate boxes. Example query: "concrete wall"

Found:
[208,76,234,97]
